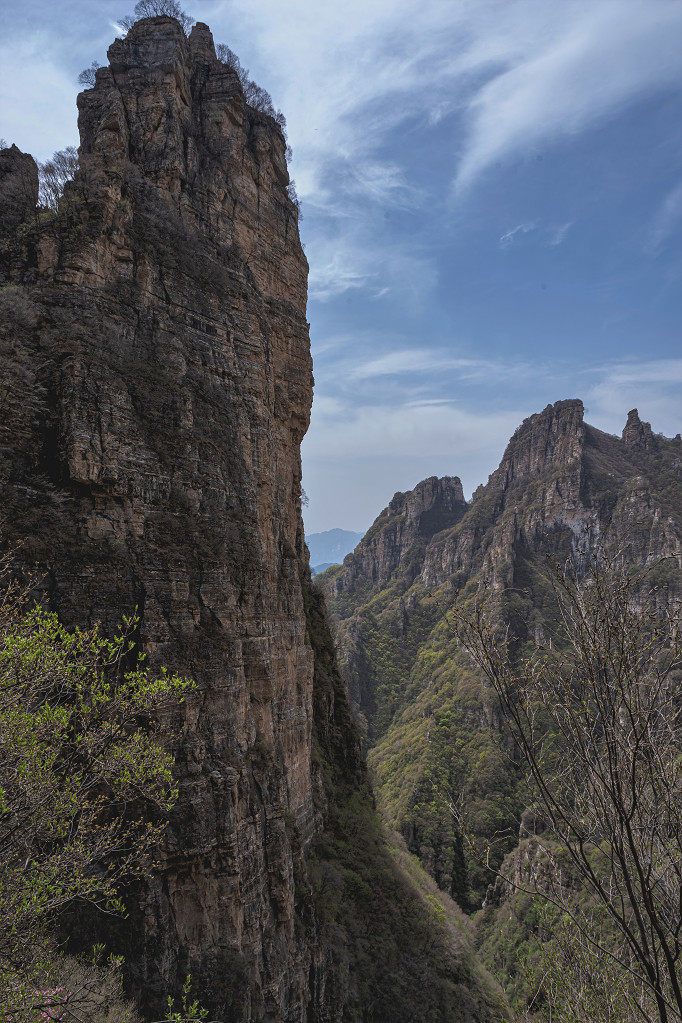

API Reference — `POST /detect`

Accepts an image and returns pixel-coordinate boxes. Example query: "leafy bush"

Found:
[0,550,193,1019]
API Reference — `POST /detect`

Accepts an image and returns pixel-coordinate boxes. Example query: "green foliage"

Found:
[476,889,545,1015]
[322,416,682,1018]
[166,974,209,1023]
[370,656,521,910]
[0,560,193,1019]
[6,947,145,1023]
[327,578,523,912]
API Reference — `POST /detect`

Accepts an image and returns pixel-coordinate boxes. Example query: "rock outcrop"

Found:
[0,16,507,1023]
[2,16,313,1019]
[329,475,468,598]
[420,399,681,591]
[0,145,38,236]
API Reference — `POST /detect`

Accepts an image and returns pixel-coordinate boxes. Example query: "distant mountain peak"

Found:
[305,527,364,569]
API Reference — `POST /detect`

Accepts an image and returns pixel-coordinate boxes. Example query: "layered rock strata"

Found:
[328,475,468,597]
[2,16,313,1018]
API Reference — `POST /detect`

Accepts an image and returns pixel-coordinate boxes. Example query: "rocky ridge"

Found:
[0,16,505,1023]
[319,399,682,909]
[329,475,468,599]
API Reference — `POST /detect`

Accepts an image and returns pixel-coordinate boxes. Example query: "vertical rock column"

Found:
[1,16,317,1020]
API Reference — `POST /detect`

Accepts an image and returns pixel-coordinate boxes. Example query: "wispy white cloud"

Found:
[549,221,573,246]
[307,244,372,301]
[500,221,536,248]
[194,0,682,308]
[345,160,422,207]
[646,181,682,255]
[307,233,437,302]
[205,0,682,200]
[499,219,573,249]
[454,1,682,191]
[326,346,539,390]
[305,397,524,462]
[349,349,473,380]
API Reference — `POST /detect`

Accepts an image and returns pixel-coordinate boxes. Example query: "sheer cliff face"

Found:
[421,400,681,591]
[1,17,317,1019]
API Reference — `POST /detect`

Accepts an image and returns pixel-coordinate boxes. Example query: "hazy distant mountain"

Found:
[306,527,364,571]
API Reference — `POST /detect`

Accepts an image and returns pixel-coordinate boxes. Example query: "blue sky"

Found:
[1,0,681,533]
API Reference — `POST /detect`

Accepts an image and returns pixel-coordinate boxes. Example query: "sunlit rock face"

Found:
[1,15,320,1019]
[404,400,680,593]
[328,475,469,597]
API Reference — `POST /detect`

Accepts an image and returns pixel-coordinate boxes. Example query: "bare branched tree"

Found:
[215,41,287,133]
[38,146,79,210]
[120,0,194,35]
[528,906,665,1023]
[452,550,682,1023]
[77,60,102,87]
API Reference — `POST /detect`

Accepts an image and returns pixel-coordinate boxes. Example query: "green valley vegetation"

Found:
[0,547,199,1022]
[299,580,510,1023]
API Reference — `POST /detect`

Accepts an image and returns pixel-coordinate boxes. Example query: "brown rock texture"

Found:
[1,15,314,1019]
[0,16,508,1023]
[0,145,39,236]
[420,399,681,591]
[622,406,655,450]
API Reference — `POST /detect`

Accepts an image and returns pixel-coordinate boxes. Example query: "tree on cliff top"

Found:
[215,41,287,131]
[118,0,194,35]
[0,549,194,1021]
[452,550,682,1023]
[77,60,102,87]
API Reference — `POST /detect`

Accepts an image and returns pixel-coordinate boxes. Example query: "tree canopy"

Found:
[118,1,194,36]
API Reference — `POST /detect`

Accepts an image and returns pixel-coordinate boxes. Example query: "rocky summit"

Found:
[0,15,506,1023]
